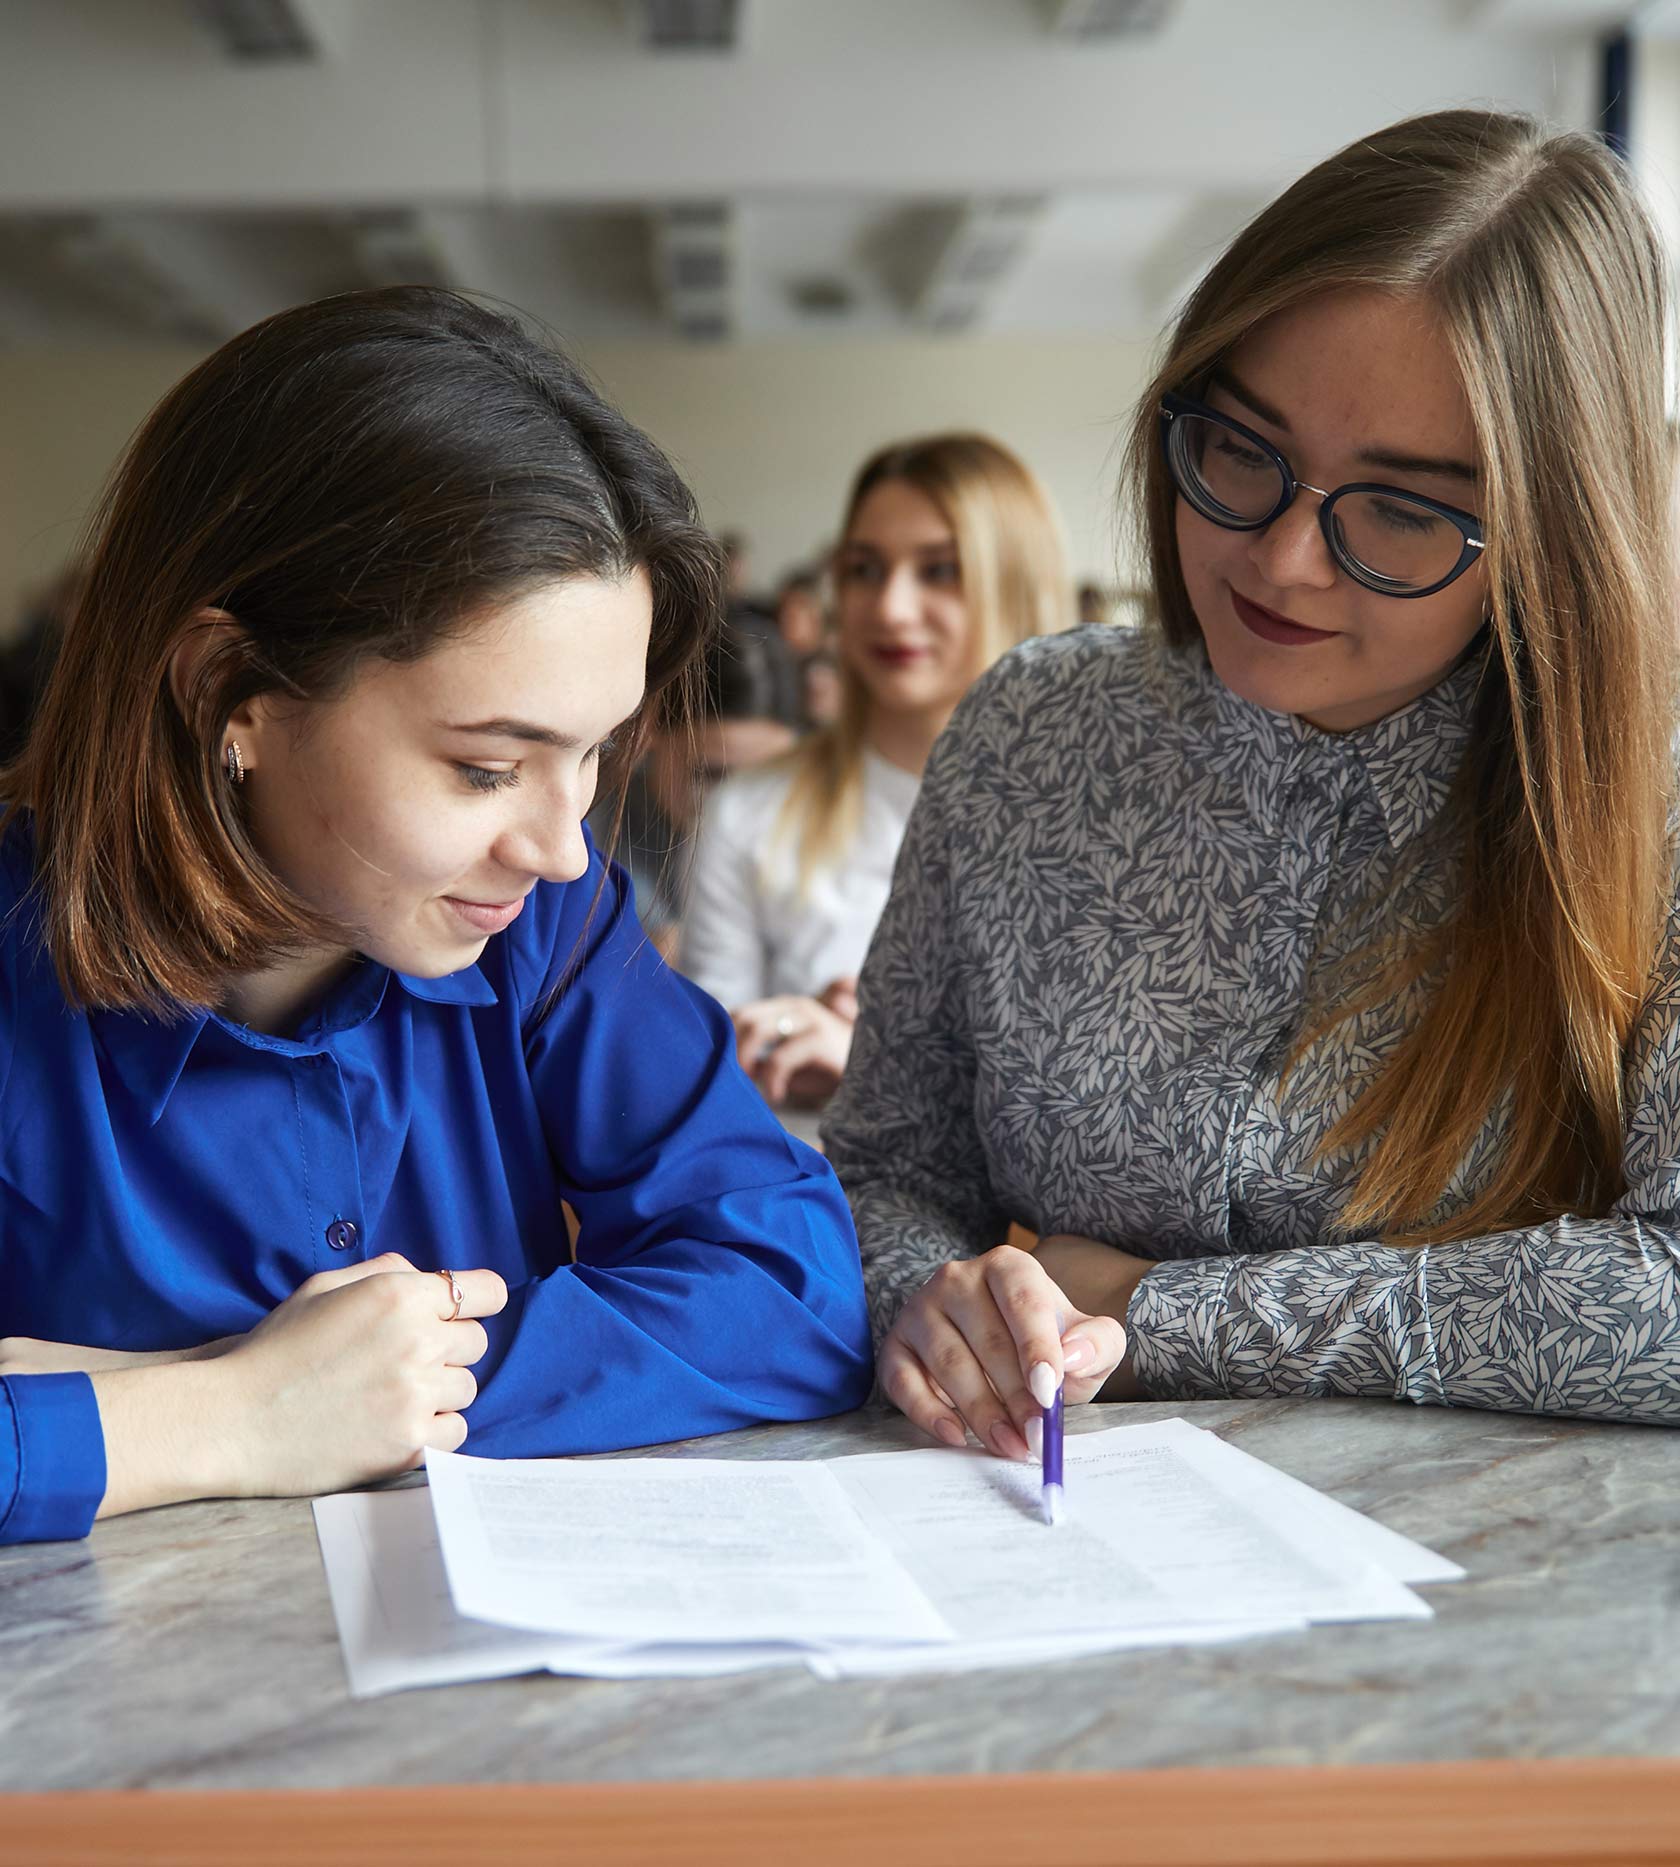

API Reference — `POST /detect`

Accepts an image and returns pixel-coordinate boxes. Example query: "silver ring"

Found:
[774,1012,799,1039]
[437,1268,466,1321]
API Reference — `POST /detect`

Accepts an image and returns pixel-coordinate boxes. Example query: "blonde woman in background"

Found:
[828,109,1680,1459]
[680,434,1071,1107]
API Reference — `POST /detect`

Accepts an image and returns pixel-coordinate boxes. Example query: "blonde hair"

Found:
[779,433,1071,888]
[1125,108,1679,1242]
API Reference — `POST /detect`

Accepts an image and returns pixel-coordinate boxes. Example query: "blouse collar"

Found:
[1191,640,1482,854]
[93,960,497,1127]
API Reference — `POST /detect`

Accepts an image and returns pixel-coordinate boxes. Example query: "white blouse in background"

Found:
[680,750,921,1010]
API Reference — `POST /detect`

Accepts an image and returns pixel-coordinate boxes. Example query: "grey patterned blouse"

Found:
[823,624,1680,1423]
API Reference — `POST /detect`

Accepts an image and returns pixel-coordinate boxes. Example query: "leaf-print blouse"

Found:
[823,624,1680,1422]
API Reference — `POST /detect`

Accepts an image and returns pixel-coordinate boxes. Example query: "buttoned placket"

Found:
[279,1045,369,1269]
[1220,743,1358,1239]
[1256,748,1348,1012]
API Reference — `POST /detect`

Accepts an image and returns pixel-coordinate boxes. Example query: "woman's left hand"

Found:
[732,993,856,1106]
[0,1336,235,1377]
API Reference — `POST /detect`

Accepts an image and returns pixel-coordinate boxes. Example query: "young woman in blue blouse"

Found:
[0,287,871,1546]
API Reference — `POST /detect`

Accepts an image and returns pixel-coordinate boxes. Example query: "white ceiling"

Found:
[0,0,1654,347]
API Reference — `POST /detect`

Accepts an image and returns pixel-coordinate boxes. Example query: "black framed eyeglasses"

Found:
[1159,391,1485,600]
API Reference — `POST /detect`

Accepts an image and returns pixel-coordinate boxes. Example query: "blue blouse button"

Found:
[326,1217,358,1251]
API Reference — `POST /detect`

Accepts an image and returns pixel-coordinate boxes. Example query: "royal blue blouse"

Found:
[0,823,872,1544]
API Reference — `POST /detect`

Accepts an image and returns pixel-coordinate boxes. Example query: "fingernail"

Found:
[1062,1338,1093,1371]
[1025,1416,1043,1463]
[1028,1361,1059,1409]
[990,1421,1029,1461]
[935,1418,966,1449]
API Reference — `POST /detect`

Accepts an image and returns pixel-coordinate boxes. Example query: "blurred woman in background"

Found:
[680,432,1072,1108]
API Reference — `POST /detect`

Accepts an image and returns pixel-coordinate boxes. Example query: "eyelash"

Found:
[454,737,615,796]
[456,764,521,794]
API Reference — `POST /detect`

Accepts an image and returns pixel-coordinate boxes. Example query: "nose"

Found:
[872,563,924,628]
[496,798,591,887]
[1247,489,1338,592]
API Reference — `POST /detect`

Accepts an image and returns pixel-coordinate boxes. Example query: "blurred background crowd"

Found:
[2,0,1676,1125]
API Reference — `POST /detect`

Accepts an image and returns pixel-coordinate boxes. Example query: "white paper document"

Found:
[1162,1419,1465,1588]
[312,1487,808,1699]
[806,1423,1427,1678]
[313,1419,1463,1697]
[424,1450,952,1645]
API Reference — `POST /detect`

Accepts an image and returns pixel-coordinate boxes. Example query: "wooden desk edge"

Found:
[7,1758,1680,1867]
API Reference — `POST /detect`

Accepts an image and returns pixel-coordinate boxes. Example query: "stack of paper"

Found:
[312,1418,1464,1698]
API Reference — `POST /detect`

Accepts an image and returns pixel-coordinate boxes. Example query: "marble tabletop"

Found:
[2,1396,1675,1792]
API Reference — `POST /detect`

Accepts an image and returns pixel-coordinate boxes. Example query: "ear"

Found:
[166,609,273,777]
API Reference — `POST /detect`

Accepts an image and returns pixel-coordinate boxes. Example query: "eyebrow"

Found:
[840,539,957,558]
[1210,366,1479,486]
[436,715,629,750]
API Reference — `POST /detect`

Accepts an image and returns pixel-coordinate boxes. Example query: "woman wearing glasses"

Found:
[825,108,1680,1458]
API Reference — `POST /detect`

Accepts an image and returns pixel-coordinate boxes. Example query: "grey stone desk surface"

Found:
[1,1397,1675,1791]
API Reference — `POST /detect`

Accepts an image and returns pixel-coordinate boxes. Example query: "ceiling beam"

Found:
[1452,0,1633,28]
[910,196,1044,333]
[624,0,746,52]
[340,210,459,291]
[1132,191,1268,321]
[28,215,230,343]
[190,0,347,63]
[648,200,736,341]
[1042,0,1178,40]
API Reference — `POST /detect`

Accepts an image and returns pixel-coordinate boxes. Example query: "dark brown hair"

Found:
[4,287,723,1013]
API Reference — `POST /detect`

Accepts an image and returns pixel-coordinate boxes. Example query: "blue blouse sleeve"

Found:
[0,1372,107,1545]
[461,846,873,1456]
[0,837,107,1544]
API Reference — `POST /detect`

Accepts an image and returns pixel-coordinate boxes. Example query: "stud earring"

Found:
[223,740,245,786]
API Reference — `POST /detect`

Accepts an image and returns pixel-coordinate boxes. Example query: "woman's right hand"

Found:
[877,1245,1127,1458]
[203,1253,506,1499]
[90,1255,507,1521]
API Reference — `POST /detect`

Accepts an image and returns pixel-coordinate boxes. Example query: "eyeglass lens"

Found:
[1170,411,1467,592]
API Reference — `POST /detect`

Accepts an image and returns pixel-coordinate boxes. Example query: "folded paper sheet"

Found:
[314,1419,1464,1697]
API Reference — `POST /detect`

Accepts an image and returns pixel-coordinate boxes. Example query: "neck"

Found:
[219,948,357,1038]
[864,703,955,777]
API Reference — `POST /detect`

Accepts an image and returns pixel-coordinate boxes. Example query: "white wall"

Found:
[584,334,1154,589]
[0,347,204,631]
[1634,35,1680,419]
[0,331,1156,634]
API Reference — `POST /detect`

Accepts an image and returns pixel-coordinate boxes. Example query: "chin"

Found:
[1200,629,1308,718]
[881,674,960,715]
[365,931,486,979]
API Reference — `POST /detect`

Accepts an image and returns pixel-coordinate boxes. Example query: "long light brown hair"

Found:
[1126,109,1678,1242]
[3,287,722,1014]
[778,432,1071,888]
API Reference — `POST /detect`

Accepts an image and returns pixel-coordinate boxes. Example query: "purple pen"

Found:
[1041,1381,1064,1526]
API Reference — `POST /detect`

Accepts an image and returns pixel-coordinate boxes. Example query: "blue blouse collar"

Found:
[93,960,498,1127]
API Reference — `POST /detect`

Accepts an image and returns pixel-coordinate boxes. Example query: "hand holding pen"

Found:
[877,1244,1126,1462]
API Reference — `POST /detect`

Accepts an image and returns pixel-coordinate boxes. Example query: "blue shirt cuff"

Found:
[0,1372,108,1545]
